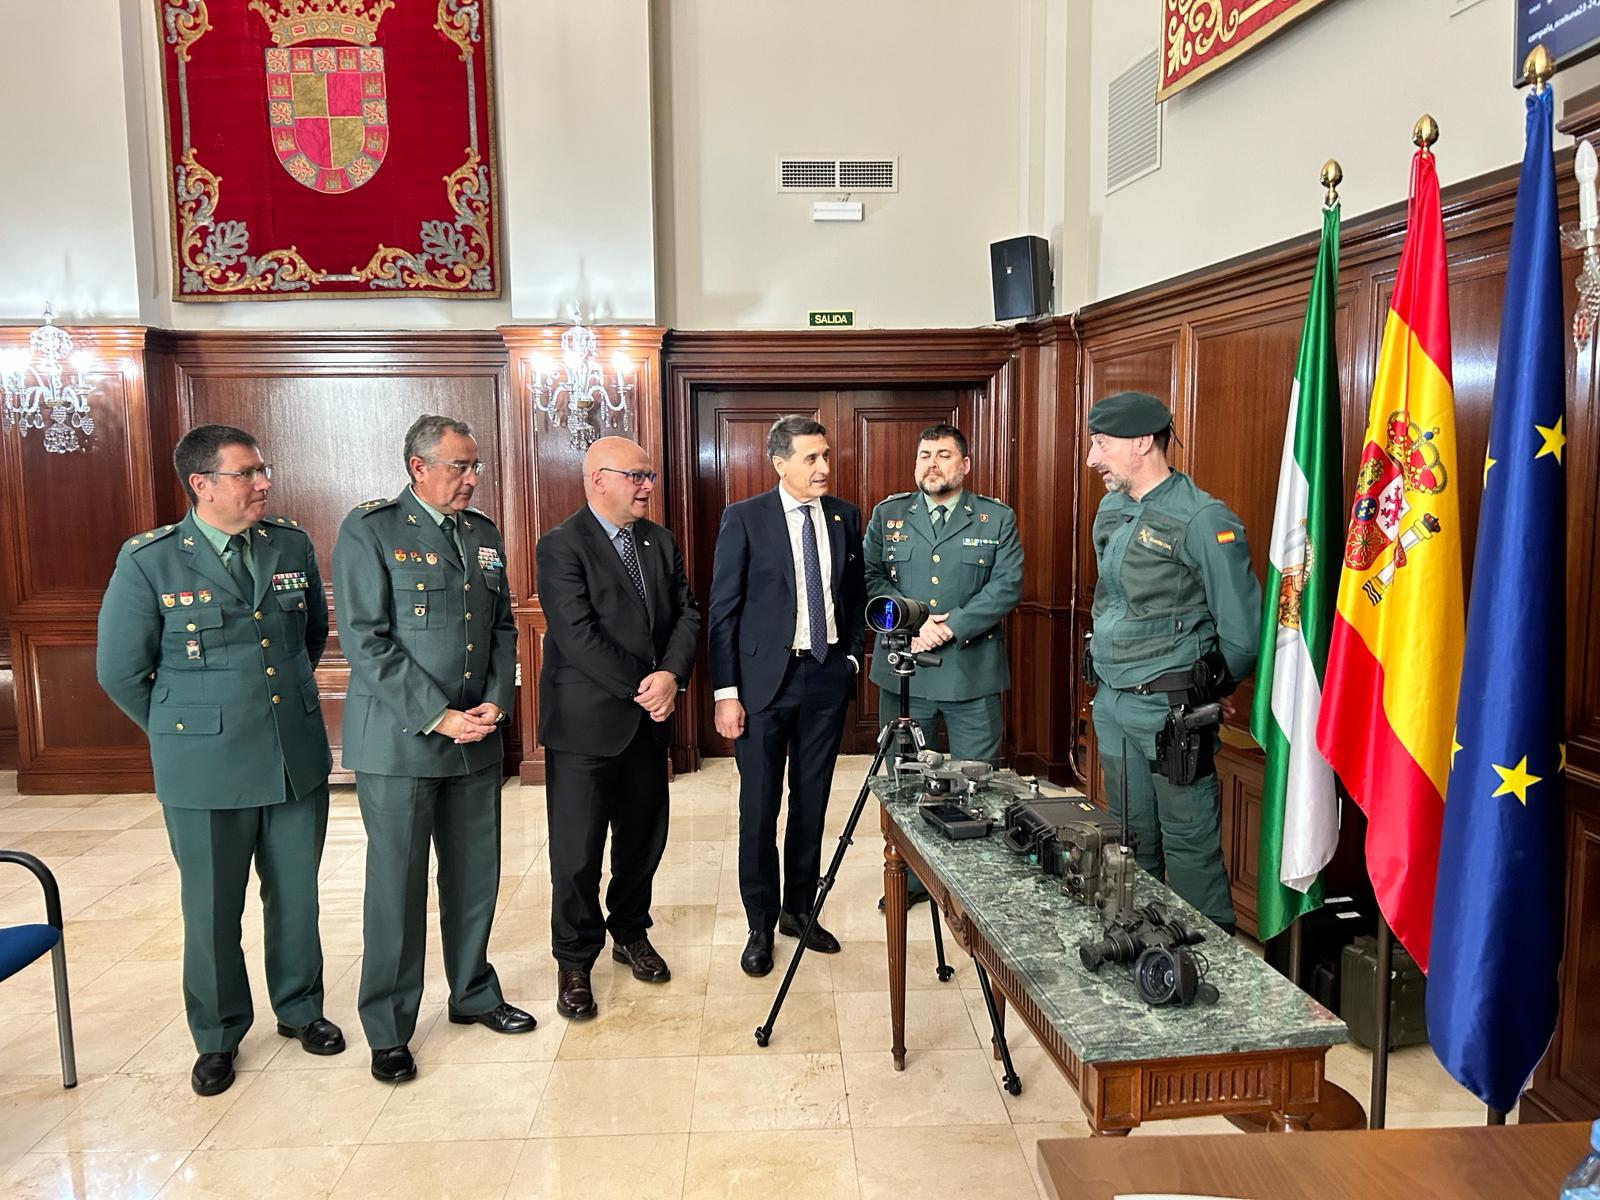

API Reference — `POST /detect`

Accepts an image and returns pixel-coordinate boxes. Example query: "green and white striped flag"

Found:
[1249,201,1344,942]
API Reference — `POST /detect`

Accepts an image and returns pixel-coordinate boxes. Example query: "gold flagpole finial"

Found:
[1413,113,1439,151]
[1321,159,1343,206]
[1524,44,1555,93]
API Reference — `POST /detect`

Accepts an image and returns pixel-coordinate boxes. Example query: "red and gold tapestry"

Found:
[1159,0,1333,101]
[157,0,501,300]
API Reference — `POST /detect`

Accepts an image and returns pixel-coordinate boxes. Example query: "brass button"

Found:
[254,610,263,620]
[464,582,472,591]
[465,612,473,621]
[465,671,473,679]
[260,638,271,648]
[186,622,197,632]
[929,599,939,608]
[466,643,475,651]
[931,576,939,585]
[175,722,185,731]
[266,667,277,677]
[932,554,941,563]
[271,695,280,704]
[979,558,986,565]
[297,601,305,610]
[416,583,425,591]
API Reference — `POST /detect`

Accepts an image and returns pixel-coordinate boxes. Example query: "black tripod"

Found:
[755,637,1004,1077]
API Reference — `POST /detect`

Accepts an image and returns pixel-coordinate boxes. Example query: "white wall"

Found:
[0,0,141,321]
[655,0,1031,329]
[1086,0,1544,303]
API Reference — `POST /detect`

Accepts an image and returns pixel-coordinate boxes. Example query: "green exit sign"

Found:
[808,310,854,327]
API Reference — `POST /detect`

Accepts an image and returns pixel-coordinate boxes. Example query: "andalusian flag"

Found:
[1315,139,1464,972]
[1251,201,1343,942]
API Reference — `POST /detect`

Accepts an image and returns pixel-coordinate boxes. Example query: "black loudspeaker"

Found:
[989,235,1052,321]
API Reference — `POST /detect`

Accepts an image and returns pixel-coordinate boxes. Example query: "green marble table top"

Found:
[872,774,1347,1064]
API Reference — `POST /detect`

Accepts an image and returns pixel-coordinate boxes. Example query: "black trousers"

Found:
[545,720,671,970]
[735,647,853,931]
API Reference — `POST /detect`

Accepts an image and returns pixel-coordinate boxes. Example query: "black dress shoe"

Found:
[190,1050,236,1097]
[371,1045,417,1083]
[740,929,774,977]
[276,1017,346,1056]
[555,968,598,1020]
[877,889,932,913]
[778,911,841,954]
[448,1002,537,1034]
[612,936,672,983]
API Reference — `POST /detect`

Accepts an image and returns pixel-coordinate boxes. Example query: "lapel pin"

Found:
[406,514,418,525]
[182,536,195,547]
[256,528,268,538]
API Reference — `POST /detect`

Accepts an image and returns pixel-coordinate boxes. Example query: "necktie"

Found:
[225,533,253,598]
[440,515,458,558]
[616,527,649,610]
[931,505,947,537]
[800,504,828,663]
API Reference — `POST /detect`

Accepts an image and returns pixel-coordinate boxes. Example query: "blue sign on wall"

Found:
[1515,1,1600,84]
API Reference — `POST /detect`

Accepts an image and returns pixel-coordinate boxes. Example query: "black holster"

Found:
[1154,700,1221,786]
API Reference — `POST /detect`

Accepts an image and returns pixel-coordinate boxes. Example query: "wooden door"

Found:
[689,386,976,754]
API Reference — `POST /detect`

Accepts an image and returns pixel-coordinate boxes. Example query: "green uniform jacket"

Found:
[863,491,1023,702]
[1089,469,1261,690]
[332,488,517,778]
[95,511,332,809]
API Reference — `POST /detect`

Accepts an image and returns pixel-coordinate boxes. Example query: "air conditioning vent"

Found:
[778,157,898,192]
[1106,50,1161,194]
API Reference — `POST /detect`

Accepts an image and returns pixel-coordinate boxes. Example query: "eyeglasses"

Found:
[209,464,273,483]
[429,460,488,478]
[599,467,658,486]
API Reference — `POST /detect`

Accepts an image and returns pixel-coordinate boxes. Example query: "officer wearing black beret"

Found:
[1083,392,1261,931]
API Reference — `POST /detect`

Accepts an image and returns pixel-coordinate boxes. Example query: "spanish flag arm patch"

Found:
[1215,530,1237,544]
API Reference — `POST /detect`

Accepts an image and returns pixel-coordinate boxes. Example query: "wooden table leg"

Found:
[991,988,1007,1062]
[885,839,908,1071]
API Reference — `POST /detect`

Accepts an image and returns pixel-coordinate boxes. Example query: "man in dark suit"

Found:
[536,437,701,1020]
[97,424,343,1097]
[332,414,535,1085]
[707,415,866,977]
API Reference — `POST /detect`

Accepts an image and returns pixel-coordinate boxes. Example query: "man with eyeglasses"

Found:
[332,413,534,1084]
[535,437,700,1019]
[96,424,343,1097]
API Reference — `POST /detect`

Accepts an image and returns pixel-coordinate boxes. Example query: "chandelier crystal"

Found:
[2,306,96,454]
[528,322,636,451]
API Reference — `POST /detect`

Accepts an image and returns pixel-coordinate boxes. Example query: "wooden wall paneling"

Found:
[0,327,155,792]
[500,325,666,783]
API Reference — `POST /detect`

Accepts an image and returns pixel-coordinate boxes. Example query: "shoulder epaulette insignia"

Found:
[126,524,179,551]
[356,498,387,510]
[354,497,398,517]
[265,515,304,530]
[465,505,496,523]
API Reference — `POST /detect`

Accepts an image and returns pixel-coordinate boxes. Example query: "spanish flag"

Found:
[1314,138,1464,972]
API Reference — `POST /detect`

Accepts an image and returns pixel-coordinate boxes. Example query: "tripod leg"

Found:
[973,961,1021,1095]
[930,899,954,982]
[756,725,895,1048]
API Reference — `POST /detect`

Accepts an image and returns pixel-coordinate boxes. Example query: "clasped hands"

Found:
[909,612,954,654]
[634,670,677,722]
[437,703,502,744]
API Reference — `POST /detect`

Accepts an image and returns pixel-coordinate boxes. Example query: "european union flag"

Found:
[1426,85,1568,1113]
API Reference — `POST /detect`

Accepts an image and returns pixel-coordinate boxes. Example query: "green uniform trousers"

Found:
[1091,685,1235,927]
[161,780,329,1054]
[879,687,1003,899]
[355,763,506,1050]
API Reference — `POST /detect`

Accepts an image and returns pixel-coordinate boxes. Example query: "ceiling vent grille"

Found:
[1106,50,1161,194]
[778,158,898,192]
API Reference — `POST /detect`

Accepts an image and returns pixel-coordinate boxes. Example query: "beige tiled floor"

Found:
[0,756,1490,1198]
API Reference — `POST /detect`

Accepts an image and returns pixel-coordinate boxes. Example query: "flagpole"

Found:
[1370,915,1393,1129]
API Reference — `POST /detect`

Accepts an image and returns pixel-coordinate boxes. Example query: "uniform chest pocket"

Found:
[960,544,993,579]
[884,544,916,582]
[392,569,444,629]
[163,606,227,668]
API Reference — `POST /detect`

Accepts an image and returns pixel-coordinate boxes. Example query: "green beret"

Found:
[1087,391,1172,438]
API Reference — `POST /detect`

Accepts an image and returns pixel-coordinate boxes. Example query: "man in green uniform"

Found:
[1084,392,1261,932]
[332,413,534,1085]
[96,424,343,1097]
[865,424,1023,906]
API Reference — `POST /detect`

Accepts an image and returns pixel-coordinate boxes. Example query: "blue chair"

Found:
[0,850,77,1087]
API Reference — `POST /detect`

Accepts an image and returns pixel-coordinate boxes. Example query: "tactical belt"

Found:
[1126,669,1198,699]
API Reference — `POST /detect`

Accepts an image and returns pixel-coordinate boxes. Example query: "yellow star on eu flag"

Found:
[1483,448,1497,485]
[1491,756,1541,806]
[1451,732,1462,768]
[1534,416,1565,465]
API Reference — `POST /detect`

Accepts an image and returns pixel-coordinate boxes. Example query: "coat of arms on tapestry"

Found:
[157,0,501,300]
